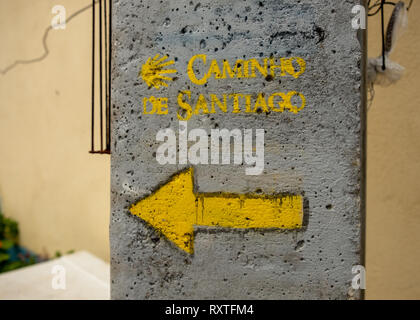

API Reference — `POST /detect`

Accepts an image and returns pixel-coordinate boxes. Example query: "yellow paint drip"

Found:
[130,168,303,254]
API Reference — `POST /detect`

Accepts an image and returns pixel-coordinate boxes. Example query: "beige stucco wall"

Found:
[0,0,110,261]
[367,5,420,299]
[0,0,419,298]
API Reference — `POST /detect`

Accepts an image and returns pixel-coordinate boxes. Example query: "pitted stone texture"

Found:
[111,0,364,299]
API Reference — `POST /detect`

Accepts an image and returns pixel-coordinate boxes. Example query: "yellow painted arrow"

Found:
[129,168,303,254]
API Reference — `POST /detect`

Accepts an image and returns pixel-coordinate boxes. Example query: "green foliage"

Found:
[0,214,18,243]
[0,252,10,263]
[54,250,75,258]
[0,210,75,274]
[0,211,36,273]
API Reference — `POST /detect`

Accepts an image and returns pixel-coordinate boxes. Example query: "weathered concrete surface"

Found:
[111,0,365,299]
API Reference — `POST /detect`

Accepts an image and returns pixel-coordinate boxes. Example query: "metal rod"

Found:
[108,0,112,154]
[99,0,104,151]
[381,0,386,70]
[104,0,110,152]
[91,0,95,152]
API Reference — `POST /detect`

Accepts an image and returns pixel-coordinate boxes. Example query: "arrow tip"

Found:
[130,168,196,254]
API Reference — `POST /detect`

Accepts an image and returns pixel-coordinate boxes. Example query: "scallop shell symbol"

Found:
[139,54,177,89]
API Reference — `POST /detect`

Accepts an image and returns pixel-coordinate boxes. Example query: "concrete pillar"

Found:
[111,0,365,299]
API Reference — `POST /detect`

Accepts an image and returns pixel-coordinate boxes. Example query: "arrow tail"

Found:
[196,194,303,229]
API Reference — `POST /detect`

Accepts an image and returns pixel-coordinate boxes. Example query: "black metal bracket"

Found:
[90,0,112,155]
